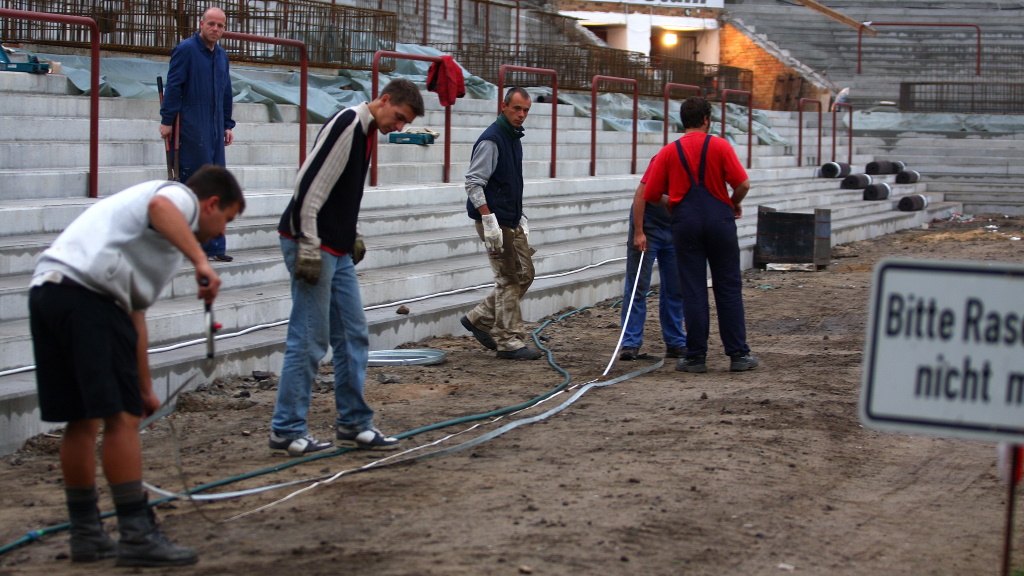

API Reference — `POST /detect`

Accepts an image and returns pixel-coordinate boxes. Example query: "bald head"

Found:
[198,7,226,49]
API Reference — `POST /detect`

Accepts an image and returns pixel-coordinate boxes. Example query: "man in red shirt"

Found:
[638,96,758,373]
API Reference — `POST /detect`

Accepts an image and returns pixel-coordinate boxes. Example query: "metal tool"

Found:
[199,277,220,359]
[156,75,178,181]
[1,45,50,73]
[138,373,198,430]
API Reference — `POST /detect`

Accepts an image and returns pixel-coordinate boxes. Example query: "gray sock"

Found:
[65,485,98,504]
[109,480,145,507]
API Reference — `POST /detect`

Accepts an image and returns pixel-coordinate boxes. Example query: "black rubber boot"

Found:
[115,500,198,567]
[67,498,117,562]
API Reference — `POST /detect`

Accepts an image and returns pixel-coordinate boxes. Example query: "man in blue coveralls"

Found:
[619,174,687,362]
[159,6,236,261]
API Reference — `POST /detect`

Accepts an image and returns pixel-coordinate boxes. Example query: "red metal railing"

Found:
[0,8,100,198]
[222,31,308,167]
[797,97,822,168]
[832,102,853,166]
[663,83,701,146]
[497,65,558,178]
[591,75,638,176]
[720,89,753,169]
[370,50,453,186]
[858,22,981,75]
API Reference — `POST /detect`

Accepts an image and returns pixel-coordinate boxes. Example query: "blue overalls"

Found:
[670,135,751,360]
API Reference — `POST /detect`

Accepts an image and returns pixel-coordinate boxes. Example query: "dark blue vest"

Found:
[466,121,524,228]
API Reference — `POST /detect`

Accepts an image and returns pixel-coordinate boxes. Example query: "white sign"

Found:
[860,258,1024,443]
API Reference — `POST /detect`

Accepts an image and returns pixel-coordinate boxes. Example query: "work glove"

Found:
[519,215,530,243]
[351,234,366,265]
[294,237,322,285]
[481,213,503,255]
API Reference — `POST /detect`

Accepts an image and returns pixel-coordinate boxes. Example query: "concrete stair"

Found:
[854,132,1024,215]
[0,64,961,455]
[723,0,1024,108]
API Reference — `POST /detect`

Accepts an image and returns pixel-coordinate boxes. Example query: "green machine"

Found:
[1,46,50,73]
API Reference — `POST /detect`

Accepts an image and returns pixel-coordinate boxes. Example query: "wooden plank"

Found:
[790,0,878,37]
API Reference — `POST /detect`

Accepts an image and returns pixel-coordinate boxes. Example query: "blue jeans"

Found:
[621,217,686,350]
[272,237,374,438]
[202,235,226,257]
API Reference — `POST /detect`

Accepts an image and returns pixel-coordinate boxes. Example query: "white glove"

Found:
[519,215,529,242]
[481,213,503,255]
[294,237,322,284]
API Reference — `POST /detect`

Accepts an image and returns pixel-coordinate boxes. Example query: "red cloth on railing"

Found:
[427,56,465,107]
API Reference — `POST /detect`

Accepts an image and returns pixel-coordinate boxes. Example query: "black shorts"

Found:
[29,282,141,423]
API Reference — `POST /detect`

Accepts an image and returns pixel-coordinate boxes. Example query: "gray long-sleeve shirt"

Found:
[465,140,499,209]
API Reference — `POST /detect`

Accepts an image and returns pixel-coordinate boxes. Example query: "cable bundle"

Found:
[863,182,892,200]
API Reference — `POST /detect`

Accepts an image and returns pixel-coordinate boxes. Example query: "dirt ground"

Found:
[3,213,1024,576]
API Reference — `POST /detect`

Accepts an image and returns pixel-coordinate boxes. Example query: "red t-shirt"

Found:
[642,132,748,210]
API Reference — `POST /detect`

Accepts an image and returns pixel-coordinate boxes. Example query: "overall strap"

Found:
[674,140,696,185]
[696,134,712,186]
[674,134,714,187]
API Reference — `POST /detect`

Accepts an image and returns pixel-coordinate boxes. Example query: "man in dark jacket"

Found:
[269,79,424,456]
[460,87,542,360]
[159,6,236,261]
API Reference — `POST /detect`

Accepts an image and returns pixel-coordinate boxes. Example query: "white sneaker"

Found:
[268,433,333,456]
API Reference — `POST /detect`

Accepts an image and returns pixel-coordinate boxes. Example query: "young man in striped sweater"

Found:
[270,79,424,456]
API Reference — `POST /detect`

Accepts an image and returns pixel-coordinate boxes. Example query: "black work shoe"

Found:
[496,347,543,360]
[67,500,117,563]
[675,355,707,373]
[336,426,400,450]
[729,353,760,372]
[665,347,686,359]
[115,502,198,568]
[461,315,497,350]
[619,347,639,361]
[211,254,233,262]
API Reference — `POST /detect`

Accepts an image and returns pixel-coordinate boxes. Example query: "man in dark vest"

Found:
[460,87,542,360]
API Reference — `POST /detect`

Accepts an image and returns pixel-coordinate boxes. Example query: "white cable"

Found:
[219,359,661,519]
[604,250,644,376]
[0,256,628,378]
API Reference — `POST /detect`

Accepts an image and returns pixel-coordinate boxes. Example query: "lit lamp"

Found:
[663,32,678,46]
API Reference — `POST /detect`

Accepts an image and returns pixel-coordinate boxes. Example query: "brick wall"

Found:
[719,22,795,110]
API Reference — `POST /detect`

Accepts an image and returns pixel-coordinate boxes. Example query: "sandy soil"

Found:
[2,213,1024,576]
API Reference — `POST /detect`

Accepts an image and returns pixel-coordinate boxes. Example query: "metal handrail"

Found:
[797,97,822,168]
[497,65,558,178]
[591,75,638,176]
[222,31,308,167]
[0,8,99,198]
[662,83,701,146]
[370,50,453,186]
[832,102,854,166]
[720,89,753,170]
[858,22,981,75]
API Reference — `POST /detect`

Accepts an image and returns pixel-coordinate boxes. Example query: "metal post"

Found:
[832,102,854,165]
[372,50,452,186]
[223,32,308,167]
[0,9,101,197]
[590,75,639,176]
[798,97,822,168]
[721,89,753,169]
